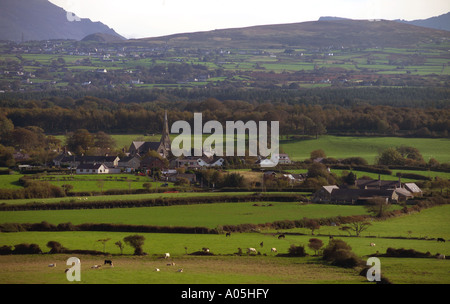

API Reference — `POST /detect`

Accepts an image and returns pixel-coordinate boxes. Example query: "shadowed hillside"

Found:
[0,0,124,41]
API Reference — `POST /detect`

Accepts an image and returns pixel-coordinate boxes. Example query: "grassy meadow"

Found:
[281,135,450,164]
[0,203,449,284]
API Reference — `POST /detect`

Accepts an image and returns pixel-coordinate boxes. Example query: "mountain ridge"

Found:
[138,18,450,49]
[0,0,125,42]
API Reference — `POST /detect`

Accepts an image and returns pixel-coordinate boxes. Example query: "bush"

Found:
[329,249,360,268]
[288,244,307,257]
[0,245,13,255]
[323,239,362,268]
[46,241,66,254]
[323,239,352,261]
[13,243,42,254]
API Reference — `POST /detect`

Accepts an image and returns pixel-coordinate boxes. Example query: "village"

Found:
[43,112,423,205]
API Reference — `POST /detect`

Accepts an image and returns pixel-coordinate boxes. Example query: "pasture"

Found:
[0,202,368,228]
[281,135,450,164]
[0,201,449,284]
[0,254,366,284]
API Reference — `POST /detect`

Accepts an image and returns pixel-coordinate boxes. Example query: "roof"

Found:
[330,188,396,202]
[131,141,161,154]
[395,188,413,197]
[404,183,422,193]
[59,155,119,163]
[118,156,140,163]
[76,163,108,170]
[355,179,400,189]
[322,185,339,193]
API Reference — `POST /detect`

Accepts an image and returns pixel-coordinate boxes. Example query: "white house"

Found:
[76,163,109,174]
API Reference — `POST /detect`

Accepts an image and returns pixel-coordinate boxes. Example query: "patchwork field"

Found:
[280,135,450,163]
[0,202,449,284]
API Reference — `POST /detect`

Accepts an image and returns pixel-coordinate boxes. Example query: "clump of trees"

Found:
[322,239,361,268]
[123,234,146,255]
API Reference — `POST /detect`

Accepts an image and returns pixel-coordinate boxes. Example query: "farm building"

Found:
[329,188,399,204]
[404,183,423,196]
[354,177,401,190]
[312,185,340,202]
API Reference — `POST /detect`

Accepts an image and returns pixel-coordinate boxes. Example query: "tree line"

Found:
[1,92,449,138]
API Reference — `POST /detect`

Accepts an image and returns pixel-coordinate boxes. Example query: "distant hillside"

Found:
[140,19,450,49]
[396,12,450,32]
[81,33,126,43]
[0,0,125,42]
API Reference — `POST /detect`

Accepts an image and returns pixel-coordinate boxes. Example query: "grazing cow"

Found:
[167,262,176,266]
[437,238,446,243]
[48,263,56,267]
[177,268,183,272]
[91,265,101,269]
[271,248,277,253]
[164,253,170,259]
[155,268,160,272]
[226,232,231,237]
[202,247,210,253]
[370,243,376,247]
[104,260,113,266]
[247,248,257,254]
[260,241,264,248]
[437,254,446,259]
[278,234,285,239]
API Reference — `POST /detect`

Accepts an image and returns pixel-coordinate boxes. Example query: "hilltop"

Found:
[0,0,124,42]
[139,18,450,49]
[396,12,450,32]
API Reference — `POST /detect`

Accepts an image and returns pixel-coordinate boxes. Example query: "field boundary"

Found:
[0,193,307,211]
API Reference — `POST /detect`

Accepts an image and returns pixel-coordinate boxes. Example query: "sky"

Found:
[49,0,450,39]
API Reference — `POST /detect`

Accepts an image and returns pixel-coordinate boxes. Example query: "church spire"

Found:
[160,110,171,153]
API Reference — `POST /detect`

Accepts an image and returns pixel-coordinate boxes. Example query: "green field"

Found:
[0,202,449,284]
[0,202,367,228]
[281,135,450,163]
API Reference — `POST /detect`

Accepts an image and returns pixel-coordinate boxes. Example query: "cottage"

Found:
[173,156,204,169]
[118,156,141,172]
[273,153,292,164]
[76,163,109,174]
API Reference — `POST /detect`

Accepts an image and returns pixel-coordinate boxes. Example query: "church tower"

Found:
[160,110,171,154]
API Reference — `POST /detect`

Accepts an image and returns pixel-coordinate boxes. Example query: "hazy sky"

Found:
[49,0,450,39]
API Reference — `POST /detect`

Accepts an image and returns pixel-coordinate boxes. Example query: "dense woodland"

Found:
[0,87,449,137]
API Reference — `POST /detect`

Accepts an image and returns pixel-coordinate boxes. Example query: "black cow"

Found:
[104,260,113,266]
[437,238,446,243]
[278,234,285,239]
[226,232,231,237]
